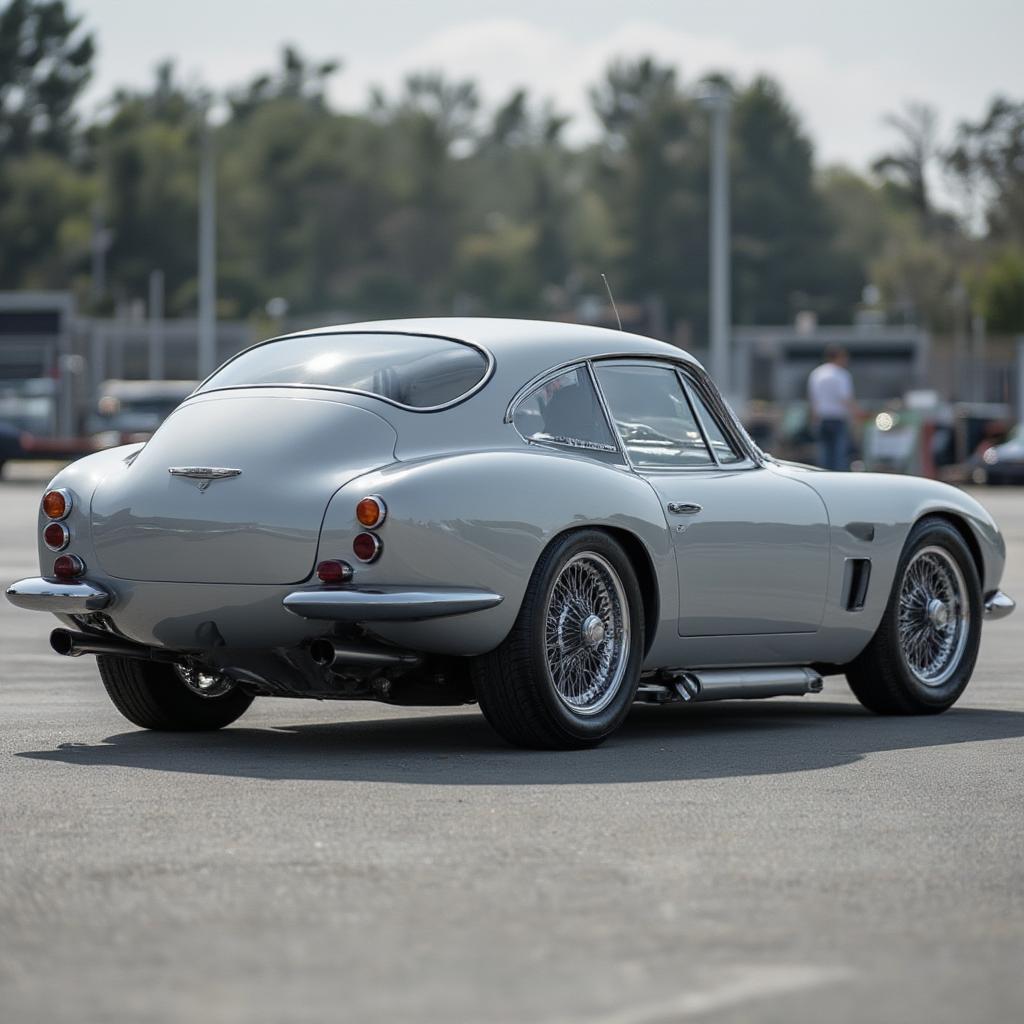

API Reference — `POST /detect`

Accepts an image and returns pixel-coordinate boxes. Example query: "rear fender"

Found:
[31,445,144,574]
[317,450,676,659]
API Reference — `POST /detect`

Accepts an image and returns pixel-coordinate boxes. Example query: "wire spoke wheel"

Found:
[471,530,643,748]
[543,552,631,716]
[896,545,970,687]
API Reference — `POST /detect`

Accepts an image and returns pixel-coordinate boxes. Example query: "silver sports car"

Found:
[6,319,1015,749]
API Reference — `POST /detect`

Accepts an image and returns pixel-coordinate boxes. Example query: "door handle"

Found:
[667,502,703,515]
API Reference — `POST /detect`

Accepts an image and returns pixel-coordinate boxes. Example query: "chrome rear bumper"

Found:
[984,590,1015,620]
[283,585,503,622]
[5,577,113,614]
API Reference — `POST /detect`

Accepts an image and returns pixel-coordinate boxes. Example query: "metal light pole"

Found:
[699,85,733,394]
[90,202,112,307]
[148,269,165,381]
[197,100,217,379]
[1017,336,1024,423]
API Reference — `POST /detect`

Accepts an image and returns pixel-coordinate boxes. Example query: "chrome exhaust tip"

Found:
[49,628,78,657]
[49,628,177,662]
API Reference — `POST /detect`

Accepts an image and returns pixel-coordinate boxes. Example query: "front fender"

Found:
[317,449,676,658]
[780,468,1008,664]
[797,471,1005,592]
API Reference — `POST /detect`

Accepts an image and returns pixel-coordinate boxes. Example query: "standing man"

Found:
[808,345,856,471]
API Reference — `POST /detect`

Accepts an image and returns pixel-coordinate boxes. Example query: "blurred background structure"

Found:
[1,0,1024,479]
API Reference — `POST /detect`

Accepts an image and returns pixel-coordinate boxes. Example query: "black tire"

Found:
[846,517,982,714]
[471,530,644,749]
[97,656,254,731]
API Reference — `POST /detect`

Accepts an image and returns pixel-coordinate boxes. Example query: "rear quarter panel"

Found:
[318,449,678,660]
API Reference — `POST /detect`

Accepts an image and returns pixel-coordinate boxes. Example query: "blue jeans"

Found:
[817,418,849,471]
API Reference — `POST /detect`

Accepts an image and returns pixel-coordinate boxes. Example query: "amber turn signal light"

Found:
[352,533,382,563]
[52,554,85,580]
[356,495,386,529]
[317,559,353,584]
[42,489,71,520]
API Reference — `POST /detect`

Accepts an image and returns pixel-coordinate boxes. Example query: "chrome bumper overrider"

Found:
[283,585,503,622]
[984,590,1015,620]
[5,577,112,614]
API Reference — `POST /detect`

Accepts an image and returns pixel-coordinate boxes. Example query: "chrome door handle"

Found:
[667,502,702,515]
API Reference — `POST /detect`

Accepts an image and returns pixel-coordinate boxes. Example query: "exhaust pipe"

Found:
[50,628,177,662]
[309,637,422,670]
[671,666,822,702]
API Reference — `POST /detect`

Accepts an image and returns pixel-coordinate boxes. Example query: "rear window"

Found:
[198,332,490,410]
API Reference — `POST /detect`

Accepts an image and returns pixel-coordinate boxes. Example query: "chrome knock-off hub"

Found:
[581,613,606,649]
[927,597,950,629]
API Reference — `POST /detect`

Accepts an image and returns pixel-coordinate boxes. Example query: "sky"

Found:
[80,0,1024,173]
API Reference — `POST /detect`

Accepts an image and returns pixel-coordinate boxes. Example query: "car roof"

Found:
[199,318,714,458]
[280,317,701,374]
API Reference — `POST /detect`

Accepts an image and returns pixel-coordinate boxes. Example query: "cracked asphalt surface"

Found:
[1,469,1022,1023]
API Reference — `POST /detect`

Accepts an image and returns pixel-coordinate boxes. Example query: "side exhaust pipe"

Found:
[309,637,423,670]
[50,628,177,662]
[671,666,823,702]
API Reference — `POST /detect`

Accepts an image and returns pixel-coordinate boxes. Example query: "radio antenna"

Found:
[601,273,622,331]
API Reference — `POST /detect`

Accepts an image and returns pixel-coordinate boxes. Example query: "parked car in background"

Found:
[969,425,1024,485]
[0,380,97,477]
[87,379,197,448]
[0,384,56,437]
[6,319,1015,749]
[0,420,24,475]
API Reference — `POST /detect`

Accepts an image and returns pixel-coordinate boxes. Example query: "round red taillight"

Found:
[317,559,353,584]
[52,554,85,579]
[42,489,71,520]
[43,522,70,552]
[356,495,386,529]
[352,533,382,563]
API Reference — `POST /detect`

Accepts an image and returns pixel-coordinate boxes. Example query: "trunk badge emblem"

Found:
[168,467,243,492]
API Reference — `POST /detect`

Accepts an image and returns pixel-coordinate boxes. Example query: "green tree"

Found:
[731,75,854,324]
[972,247,1024,332]
[590,58,705,330]
[0,149,93,287]
[871,102,939,219]
[0,0,93,156]
[218,55,383,315]
[949,96,1024,242]
[227,44,338,119]
[86,62,203,312]
[360,73,479,312]
[451,89,577,314]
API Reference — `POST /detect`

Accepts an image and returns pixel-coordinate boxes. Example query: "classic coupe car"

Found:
[6,319,1015,749]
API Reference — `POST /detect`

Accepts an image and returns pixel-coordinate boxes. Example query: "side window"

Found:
[512,367,619,458]
[683,379,743,464]
[595,364,713,469]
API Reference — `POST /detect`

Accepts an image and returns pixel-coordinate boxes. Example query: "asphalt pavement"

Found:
[1,467,1022,1023]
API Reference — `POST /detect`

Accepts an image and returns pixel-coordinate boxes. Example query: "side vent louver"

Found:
[843,558,872,611]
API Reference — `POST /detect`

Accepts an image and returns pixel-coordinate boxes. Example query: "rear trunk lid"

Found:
[91,392,397,584]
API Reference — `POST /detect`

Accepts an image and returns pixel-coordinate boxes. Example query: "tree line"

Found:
[2,0,1023,341]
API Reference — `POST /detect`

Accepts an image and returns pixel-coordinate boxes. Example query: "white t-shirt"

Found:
[808,362,853,420]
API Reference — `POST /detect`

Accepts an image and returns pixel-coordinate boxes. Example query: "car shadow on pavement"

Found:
[17,699,1024,785]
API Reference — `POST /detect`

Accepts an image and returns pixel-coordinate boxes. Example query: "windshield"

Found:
[199,332,490,410]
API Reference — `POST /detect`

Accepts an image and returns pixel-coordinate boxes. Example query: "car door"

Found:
[593,361,830,637]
